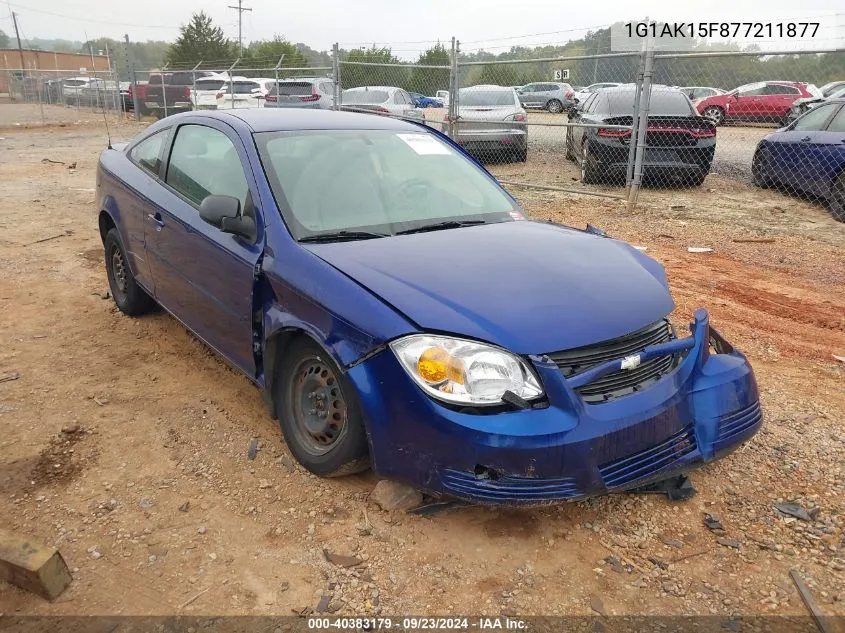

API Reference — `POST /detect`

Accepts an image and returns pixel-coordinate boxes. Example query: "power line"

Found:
[227,0,251,55]
[8,2,177,30]
[461,25,613,45]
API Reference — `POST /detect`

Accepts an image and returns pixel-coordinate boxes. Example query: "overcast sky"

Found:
[3,0,843,59]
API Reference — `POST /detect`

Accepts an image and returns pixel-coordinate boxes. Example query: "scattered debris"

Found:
[178,501,190,513]
[0,404,16,413]
[61,425,80,435]
[314,594,332,613]
[409,499,468,517]
[589,595,607,616]
[179,586,210,609]
[790,570,834,633]
[775,502,812,522]
[833,354,845,364]
[91,397,108,406]
[648,556,669,570]
[0,372,21,384]
[370,479,423,512]
[732,237,775,244]
[67,162,77,170]
[323,549,363,568]
[632,245,648,251]
[26,229,74,246]
[657,233,676,239]
[687,246,714,253]
[41,158,65,165]
[138,498,153,510]
[629,474,696,501]
[258,479,272,489]
[704,513,724,532]
[670,548,711,564]
[0,527,73,600]
[247,438,259,460]
[670,205,686,211]
[661,536,684,549]
[716,537,741,549]
[197,526,207,535]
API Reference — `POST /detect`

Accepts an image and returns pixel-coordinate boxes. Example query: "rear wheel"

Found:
[547,99,563,114]
[581,140,600,184]
[104,228,155,316]
[703,106,724,126]
[751,149,771,189]
[513,146,528,162]
[684,171,708,188]
[829,171,845,222]
[564,132,575,161]
[275,338,370,477]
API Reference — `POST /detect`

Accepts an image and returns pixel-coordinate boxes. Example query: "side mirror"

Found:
[199,195,256,241]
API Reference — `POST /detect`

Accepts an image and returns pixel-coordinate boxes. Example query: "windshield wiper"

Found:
[395,219,488,235]
[299,230,388,243]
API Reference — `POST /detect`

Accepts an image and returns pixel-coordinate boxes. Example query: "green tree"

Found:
[165,12,234,68]
[341,46,407,89]
[409,43,450,95]
[0,30,9,48]
[238,37,309,77]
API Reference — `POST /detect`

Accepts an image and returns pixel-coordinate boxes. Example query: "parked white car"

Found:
[62,76,105,104]
[191,73,230,109]
[571,82,622,108]
[216,77,276,109]
[340,86,425,122]
[436,90,450,108]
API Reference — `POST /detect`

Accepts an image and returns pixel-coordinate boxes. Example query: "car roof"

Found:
[190,108,424,133]
[343,86,400,92]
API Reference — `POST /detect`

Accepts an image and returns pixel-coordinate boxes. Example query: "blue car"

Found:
[410,92,444,108]
[752,97,845,221]
[96,109,762,505]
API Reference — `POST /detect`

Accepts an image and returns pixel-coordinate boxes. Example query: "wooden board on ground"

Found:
[0,527,72,600]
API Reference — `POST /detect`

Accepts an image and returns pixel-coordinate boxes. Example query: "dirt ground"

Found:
[0,111,843,620]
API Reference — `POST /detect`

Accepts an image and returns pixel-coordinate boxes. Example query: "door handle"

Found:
[799,136,811,142]
[147,213,165,230]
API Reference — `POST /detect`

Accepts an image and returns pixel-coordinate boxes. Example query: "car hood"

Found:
[303,221,675,354]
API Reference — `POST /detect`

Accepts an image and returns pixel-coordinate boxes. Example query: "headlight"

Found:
[389,334,543,406]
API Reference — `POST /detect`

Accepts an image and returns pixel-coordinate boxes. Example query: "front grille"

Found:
[599,426,696,489]
[441,469,582,503]
[547,319,676,403]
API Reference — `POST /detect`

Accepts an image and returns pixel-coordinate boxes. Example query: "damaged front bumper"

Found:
[347,309,761,505]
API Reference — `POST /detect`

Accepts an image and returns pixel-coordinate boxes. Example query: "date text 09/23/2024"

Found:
[307,617,526,630]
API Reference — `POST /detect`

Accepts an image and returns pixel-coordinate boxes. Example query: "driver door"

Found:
[730,85,766,120]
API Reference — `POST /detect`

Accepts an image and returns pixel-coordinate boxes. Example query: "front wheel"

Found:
[275,338,370,477]
[684,171,708,188]
[829,171,845,222]
[703,106,724,126]
[104,228,155,316]
[547,99,563,114]
[751,150,770,189]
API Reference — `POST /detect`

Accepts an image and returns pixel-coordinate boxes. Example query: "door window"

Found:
[765,84,800,95]
[826,106,845,132]
[792,103,838,132]
[165,125,249,210]
[128,129,169,177]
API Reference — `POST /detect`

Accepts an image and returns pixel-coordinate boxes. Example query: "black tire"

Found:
[581,140,600,184]
[565,132,575,161]
[547,99,563,114]
[104,228,155,316]
[829,171,845,222]
[751,150,770,189]
[275,338,370,477]
[703,106,725,126]
[513,146,528,162]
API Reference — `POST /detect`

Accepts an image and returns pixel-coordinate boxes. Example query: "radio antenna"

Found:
[85,30,112,149]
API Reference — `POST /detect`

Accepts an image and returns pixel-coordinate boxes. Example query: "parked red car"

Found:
[695,81,821,126]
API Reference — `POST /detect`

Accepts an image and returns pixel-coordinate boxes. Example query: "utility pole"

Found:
[227,0,252,55]
[11,12,26,72]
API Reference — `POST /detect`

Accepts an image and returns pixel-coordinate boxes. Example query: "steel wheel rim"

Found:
[704,107,722,124]
[831,177,845,217]
[110,245,127,294]
[548,100,562,113]
[289,356,348,456]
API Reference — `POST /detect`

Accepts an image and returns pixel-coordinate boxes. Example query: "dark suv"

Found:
[142,71,217,117]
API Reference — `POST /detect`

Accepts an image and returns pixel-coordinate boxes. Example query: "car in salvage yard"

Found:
[340,86,425,123]
[695,81,821,126]
[752,98,845,222]
[566,85,716,186]
[95,108,762,505]
[445,85,528,162]
[516,82,574,113]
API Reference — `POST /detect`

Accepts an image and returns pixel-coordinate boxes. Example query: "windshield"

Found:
[272,82,314,96]
[604,90,694,116]
[255,129,518,239]
[459,90,516,107]
[342,90,389,104]
[195,79,226,91]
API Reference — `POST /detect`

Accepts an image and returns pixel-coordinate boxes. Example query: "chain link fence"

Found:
[3,40,844,216]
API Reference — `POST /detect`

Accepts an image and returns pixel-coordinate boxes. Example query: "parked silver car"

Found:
[680,86,725,101]
[570,82,622,111]
[340,86,425,122]
[446,85,528,162]
[517,82,574,113]
[265,77,336,110]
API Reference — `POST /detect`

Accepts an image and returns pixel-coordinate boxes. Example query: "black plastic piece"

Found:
[585,223,609,237]
[501,390,531,409]
[627,474,697,501]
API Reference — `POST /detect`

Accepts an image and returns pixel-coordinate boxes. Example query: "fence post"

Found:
[191,61,202,111]
[274,54,285,103]
[124,34,141,121]
[227,58,240,110]
[627,38,655,209]
[332,43,341,111]
[625,24,648,191]
[160,63,168,118]
[448,37,458,140]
